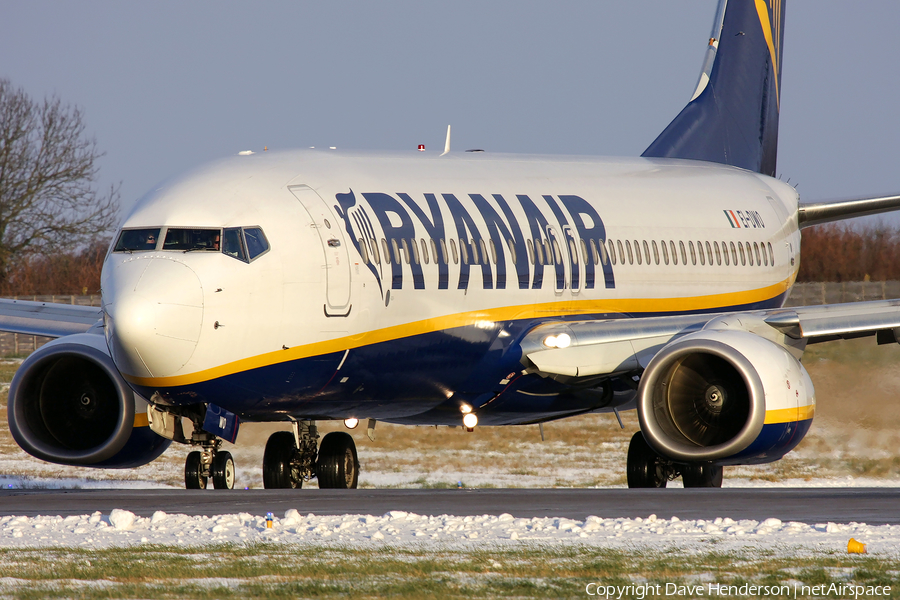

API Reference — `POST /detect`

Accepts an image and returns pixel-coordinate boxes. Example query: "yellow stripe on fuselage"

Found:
[123,279,791,389]
[764,404,815,425]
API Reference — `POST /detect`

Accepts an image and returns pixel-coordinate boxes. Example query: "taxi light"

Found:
[463,413,478,429]
[344,418,359,429]
[543,333,572,349]
[460,403,472,414]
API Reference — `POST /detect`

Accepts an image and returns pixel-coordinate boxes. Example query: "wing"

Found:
[522,300,900,379]
[0,298,103,338]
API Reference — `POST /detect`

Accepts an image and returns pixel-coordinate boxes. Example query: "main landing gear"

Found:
[262,420,360,489]
[626,431,723,488]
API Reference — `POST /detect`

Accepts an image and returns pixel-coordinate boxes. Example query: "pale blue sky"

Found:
[2,1,899,224]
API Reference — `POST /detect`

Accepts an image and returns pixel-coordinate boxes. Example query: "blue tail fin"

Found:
[642,0,785,177]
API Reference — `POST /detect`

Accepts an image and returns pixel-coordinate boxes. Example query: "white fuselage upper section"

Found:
[100,149,801,389]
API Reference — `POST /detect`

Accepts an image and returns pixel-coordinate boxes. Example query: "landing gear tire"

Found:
[682,463,724,488]
[185,451,208,489]
[316,432,359,489]
[626,431,667,488]
[263,431,302,489]
[211,450,236,489]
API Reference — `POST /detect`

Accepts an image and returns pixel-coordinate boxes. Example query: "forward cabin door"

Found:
[289,185,352,315]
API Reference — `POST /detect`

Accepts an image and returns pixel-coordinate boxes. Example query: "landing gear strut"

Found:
[262,421,360,489]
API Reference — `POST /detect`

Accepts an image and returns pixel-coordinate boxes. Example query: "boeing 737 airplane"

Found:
[5,0,900,490]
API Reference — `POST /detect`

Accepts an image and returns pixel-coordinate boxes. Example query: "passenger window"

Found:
[449,239,459,264]
[390,239,399,264]
[410,239,419,264]
[714,241,722,266]
[608,240,617,265]
[661,240,669,265]
[730,241,738,265]
[459,239,469,264]
[371,238,381,264]
[356,238,369,264]
[768,242,774,266]
[222,228,247,261]
[430,239,438,264]
[626,240,634,265]
[650,240,659,265]
[697,241,705,265]
[705,241,713,266]
[569,239,579,264]
[535,239,545,265]
[580,239,589,264]
[481,239,489,264]
[590,240,599,265]
[679,241,687,265]
[746,242,754,266]
[739,242,746,265]
[420,239,429,264]
[506,239,516,265]
[439,239,448,264]
[754,242,761,266]
[526,239,534,265]
[689,241,696,265]
[382,239,391,264]
[552,239,562,264]
[721,241,728,266]
[114,228,161,252]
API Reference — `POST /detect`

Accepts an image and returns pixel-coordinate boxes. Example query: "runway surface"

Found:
[1,488,898,524]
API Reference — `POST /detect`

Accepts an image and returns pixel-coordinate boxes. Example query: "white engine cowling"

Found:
[637,329,815,465]
[7,333,170,468]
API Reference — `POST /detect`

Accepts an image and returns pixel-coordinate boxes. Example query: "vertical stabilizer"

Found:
[642,0,785,177]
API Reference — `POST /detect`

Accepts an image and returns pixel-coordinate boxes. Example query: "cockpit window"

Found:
[244,228,269,260]
[164,228,221,251]
[113,228,161,252]
[222,227,247,262]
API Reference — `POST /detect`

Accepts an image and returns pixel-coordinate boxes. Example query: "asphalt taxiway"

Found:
[1,488,898,524]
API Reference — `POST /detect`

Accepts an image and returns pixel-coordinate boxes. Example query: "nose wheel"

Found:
[183,433,235,490]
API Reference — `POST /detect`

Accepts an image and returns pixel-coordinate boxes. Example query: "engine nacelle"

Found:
[637,329,815,466]
[7,333,170,468]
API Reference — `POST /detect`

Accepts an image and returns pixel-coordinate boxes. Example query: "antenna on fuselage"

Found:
[440,125,451,156]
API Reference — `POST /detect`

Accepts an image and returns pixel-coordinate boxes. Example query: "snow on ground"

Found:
[1,508,898,558]
[1,475,899,557]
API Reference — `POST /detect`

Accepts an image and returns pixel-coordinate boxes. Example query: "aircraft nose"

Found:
[104,257,204,379]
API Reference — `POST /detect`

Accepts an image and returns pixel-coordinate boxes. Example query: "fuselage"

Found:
[101,149,801,425]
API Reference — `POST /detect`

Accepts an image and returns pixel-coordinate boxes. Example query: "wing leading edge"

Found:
[0,298,102,338]
[523,300,900,379]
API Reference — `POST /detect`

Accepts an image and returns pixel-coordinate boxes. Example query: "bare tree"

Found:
[0,78,118,282]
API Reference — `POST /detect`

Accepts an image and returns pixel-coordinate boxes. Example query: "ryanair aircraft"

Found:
[6,0,900,489]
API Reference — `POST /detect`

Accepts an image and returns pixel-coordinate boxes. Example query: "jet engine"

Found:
[7,333,170,468]
[637,329,814,466]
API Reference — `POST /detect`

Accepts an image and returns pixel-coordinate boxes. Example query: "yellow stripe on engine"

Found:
[764,404,815,425]
[133,413,150,428]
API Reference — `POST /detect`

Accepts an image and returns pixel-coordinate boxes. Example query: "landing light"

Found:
[344,418,359,429]
[543,333,572,349]
[463,413,478,429]
[460,403,472,414]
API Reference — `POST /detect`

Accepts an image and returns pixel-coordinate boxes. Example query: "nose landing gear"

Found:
[183,431,235,490]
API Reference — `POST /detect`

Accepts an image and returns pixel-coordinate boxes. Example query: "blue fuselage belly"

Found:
[137,292,786,426]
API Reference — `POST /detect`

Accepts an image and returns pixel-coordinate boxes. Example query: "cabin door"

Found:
[289,185,352,314]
